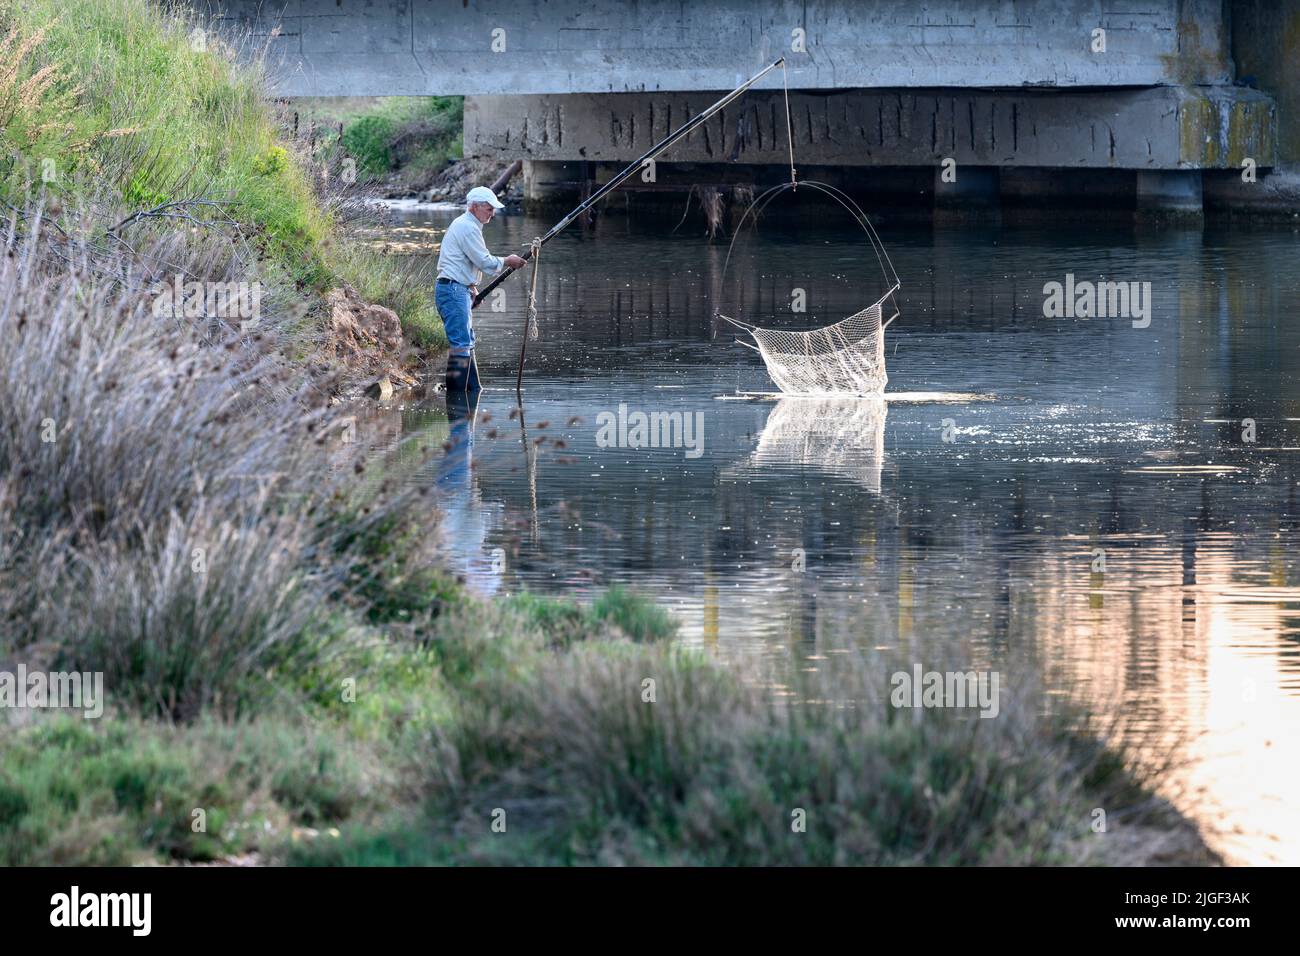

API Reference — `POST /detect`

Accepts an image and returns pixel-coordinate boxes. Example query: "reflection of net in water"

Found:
[716,180,900,397]
[749,397,888,493]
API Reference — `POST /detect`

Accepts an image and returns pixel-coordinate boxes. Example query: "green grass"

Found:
[503,586,680,649]
[1,0,332,286]
[591,585,679,643]
[0,579,1212,867]
[296,96,463,181]
[0,715,386,864]
[0,0,447,350]
[282,606,1209,867]
[0,586,675,865]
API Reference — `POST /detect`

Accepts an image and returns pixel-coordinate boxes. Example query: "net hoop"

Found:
[715,180,901,397]
[721,180,900,301]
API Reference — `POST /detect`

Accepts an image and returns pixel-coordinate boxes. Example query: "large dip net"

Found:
[715,180,900,396]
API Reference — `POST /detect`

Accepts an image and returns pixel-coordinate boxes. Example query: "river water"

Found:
[362,202,1300,865]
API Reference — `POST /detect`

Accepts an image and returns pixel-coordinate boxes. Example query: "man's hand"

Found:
[504,254,527,269]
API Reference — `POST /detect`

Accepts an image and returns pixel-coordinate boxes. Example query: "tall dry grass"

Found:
[430,640,1079,864]
[0,200,439,719]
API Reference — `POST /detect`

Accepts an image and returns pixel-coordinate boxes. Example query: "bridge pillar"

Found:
[934,166,1000,220]
[1136,170,1204,222]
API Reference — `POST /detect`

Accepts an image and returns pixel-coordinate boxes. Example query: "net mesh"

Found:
[727,293,895,396]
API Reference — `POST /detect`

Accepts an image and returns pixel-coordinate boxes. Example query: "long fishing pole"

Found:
[472,57,786,311]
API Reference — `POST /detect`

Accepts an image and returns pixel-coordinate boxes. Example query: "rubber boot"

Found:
[446,352,481,393]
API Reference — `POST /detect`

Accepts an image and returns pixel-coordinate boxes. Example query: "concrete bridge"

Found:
[203,0,1237,95]
[192,0,1298,216]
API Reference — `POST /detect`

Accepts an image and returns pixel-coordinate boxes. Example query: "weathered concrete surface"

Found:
[194,0,1231,97]
[465,87,1275,170]
[1231,1,1300,163]
[1136,170,1204,219]
[1204,166,1300,219]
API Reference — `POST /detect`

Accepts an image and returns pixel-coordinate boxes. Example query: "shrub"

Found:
[0,211,438,719]
[251,145,289,177]
[341,114,396,175]
[407,636,1203,866]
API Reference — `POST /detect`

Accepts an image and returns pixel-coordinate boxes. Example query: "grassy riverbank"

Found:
[291,96,464,198]
[0,577,1216,867]
[0,0,444,349]
[0,0,1219,867]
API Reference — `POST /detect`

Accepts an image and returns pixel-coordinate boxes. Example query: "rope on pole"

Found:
[526,236,543,341]
[516,235,544,400]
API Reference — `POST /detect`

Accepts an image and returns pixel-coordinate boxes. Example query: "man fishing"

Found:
[436,185,527,392]
[446,60,785,398]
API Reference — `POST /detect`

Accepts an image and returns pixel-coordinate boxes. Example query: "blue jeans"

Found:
[436,280,474,355]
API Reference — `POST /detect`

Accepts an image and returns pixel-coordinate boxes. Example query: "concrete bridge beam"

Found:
[195,0,1232,97]
[464,87,1276,172]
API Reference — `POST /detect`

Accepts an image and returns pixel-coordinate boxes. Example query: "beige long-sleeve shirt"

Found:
[436,211,504,286]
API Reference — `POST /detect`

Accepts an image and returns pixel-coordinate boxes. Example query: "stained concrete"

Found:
[1231,1,1300,163]
[464,87,1275,171]
[194,0,1231,97]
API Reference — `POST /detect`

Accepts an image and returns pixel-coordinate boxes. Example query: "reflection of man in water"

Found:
[435,390,502,596]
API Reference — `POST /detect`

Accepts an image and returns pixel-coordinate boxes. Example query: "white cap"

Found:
[466,186,505,209]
